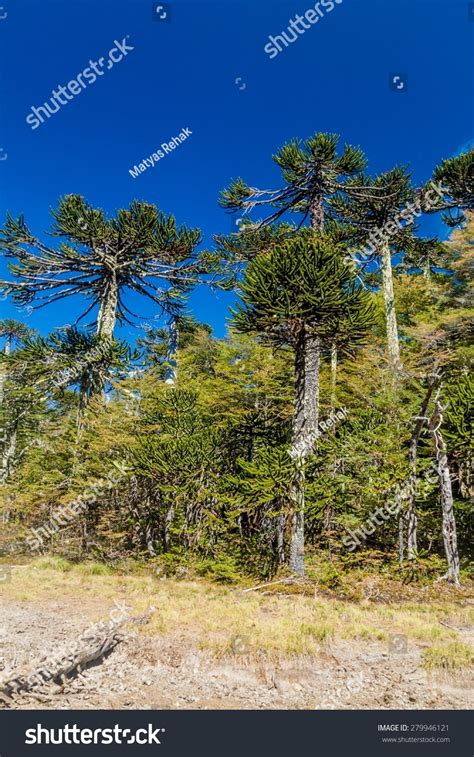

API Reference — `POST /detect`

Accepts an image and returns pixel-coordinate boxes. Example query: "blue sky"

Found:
[0,0,472,342]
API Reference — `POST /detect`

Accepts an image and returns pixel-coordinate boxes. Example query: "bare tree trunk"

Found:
[304,330,320,440]
[330,341,337,413]
[0,424,17,485]
[0,338,10,407]
[423,260,431,284]
[301,193,324,449]
[1,340,21,484]
[289,327,308,575]
[398,509,405,565]
[380,242,402,372]
[406,503,417,561]
[292,326,320,573]
[164,317,179,385]
[97,275,118,339]
[406,383,435,559]
[429,391,461,585]
[276,512,286,564]
[289,326,306,575]
[289,474,305,574]
[0,366,7,482]
[145,522,157,557]
[164,504,175,550]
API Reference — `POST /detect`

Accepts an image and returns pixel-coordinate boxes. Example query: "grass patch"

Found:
[1,558,472,660]
[31,556,73,572]
[73,562,114,576]
[300,622,334,642]
[423,642,474,672]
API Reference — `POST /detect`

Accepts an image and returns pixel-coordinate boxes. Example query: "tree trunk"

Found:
[276,512,286,565]
[300,193,324,449]
[330,341,337,413]
[398,509,405,565]
[288,193,325,573]
[303,330,320,441]
[164,504,175,550]
[0,423,17,485]
[97,275,118,339]
[289,327,307,575]
[289,467,305,575]
[0,338,10,407]
[429,393,461,585]
[1,340,18,484]
[423,260,431,283]
[145,521,157,557]
[164,317,179,385]
[380,242,402,372]
[406,504,418,561]
[309,193,324,232]
[406,383,435,559]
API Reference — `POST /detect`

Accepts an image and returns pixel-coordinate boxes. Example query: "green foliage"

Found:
[0,139,472,585]
[220,131,366,227]
[429,149,474,226]
[0,196,204,329]
[232,231,375,349]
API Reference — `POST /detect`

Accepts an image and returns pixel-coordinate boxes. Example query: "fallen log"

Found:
[0,621,125,706]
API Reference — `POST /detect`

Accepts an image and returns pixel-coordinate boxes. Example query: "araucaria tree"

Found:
[424,149,474,227]
[220,132,367,442]
[0,320,36,484]
[232,232,374,574]
[331,167,417,373]
[0,139,471,590]
[0,195,203,339]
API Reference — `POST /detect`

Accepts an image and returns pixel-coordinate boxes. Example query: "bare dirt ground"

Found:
[0,566,472,710]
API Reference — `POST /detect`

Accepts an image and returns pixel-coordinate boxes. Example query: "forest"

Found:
[0,133,472,588]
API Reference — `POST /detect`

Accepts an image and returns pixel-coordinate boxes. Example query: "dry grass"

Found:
[1,556,473,660]
[423,641,474,672]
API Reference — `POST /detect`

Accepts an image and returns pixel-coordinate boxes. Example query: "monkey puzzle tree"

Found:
[0,195,203,339]
[0,320,38,485]
[0,320,34,356]
[428,385,462,585]
[331,166,418,373]
[0,335,44,486]
[0,319,35,407]
[214,221,298,266]
[0,326,135,486]
[232,232,375,574]
[444,373,473,502]
[400,237,449,283]
[137,315,212,381]
[220,132,367,443]
[424,149,474,227]
[9,327,135,412]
